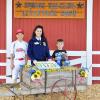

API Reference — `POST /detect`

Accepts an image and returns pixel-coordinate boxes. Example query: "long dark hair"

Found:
[32,25,46,39]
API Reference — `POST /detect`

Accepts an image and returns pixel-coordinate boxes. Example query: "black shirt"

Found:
[52,50,67,60]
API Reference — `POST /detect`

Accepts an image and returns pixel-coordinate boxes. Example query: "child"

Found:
[52,39,70,67]
[27,25,51,65]
[10,29,28,83]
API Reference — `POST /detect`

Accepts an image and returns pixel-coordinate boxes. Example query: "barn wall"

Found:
[92,0,100,84]
[12,0,86,51]
[0,0,6,83]
[0,0,87,84]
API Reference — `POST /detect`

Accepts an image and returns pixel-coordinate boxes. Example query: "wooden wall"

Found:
[0,0,6,83]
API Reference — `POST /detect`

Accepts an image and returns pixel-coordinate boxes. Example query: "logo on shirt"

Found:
[55,52,66,60]
[16,48,25,52]
[43,42,46,46]
[34,42,39,45]
[34,41,46,46]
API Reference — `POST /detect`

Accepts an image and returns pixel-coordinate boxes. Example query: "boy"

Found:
[52,39,70,67]
[10,29,28,83]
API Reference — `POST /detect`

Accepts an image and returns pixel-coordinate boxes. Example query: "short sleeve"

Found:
[10,42,15,54]
[64,50,67,56]
[52,51,56,58]
[64,50,67,53]
[25,42,28,55]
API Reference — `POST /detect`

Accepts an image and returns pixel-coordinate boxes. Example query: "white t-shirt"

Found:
[10,40,28,65]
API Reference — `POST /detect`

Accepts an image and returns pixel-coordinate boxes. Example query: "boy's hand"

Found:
[10,63,15,70]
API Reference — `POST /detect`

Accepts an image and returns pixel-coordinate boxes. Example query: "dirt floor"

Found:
[0,84,100,100]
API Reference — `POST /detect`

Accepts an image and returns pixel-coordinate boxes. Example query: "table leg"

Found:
[44,71,47,94]
[72,71,74,86]
[75,70,76,89]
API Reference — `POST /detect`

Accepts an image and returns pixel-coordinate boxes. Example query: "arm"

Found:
[45,40,51,60]
[27,40,36,61]
[25,54,27,64]
[10,54,15,69]
[10,42,15,69]
[24,43,28,64]
[65,51,68,60]
[46,46,51,60]
[52,51,56,61]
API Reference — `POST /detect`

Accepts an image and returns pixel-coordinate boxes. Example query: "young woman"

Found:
[27,25,51,65]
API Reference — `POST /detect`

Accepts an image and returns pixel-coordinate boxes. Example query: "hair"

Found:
[57,39,64,42]
[32,25,46,39]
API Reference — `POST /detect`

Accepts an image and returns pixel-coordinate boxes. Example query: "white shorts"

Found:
[12,64,24,80]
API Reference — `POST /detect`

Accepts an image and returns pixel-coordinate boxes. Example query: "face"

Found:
[16,33,24,40]
[35,28,42,38]
[56,42,64,50]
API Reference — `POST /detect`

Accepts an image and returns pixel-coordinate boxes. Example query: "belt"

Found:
[15,58,25,61]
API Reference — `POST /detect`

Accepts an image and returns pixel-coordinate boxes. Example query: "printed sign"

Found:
[34,61,60,70]
[14,0,85,18]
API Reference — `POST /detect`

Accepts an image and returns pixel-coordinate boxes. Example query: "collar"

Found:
[36,37,41,41]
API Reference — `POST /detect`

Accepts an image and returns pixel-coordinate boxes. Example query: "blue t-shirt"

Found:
[52,50,70,66]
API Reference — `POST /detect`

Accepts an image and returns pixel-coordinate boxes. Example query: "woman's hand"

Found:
[33,60,37,64]
[48,59,52,61]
